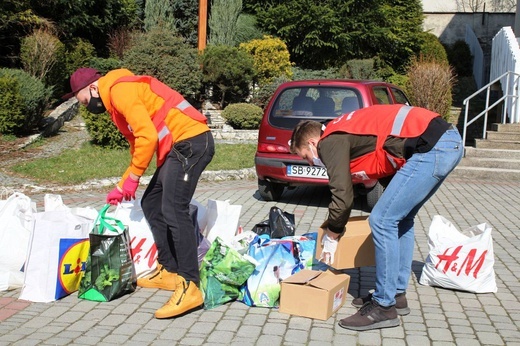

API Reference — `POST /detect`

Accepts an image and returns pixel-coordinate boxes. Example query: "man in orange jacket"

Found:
[64,67,215,319]
[290,104,463,331]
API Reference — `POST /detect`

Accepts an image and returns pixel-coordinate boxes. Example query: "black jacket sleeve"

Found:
[318,135,354,234]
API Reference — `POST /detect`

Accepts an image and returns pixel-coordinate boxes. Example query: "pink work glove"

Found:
[122,176,139,201]
[106,187,123,205]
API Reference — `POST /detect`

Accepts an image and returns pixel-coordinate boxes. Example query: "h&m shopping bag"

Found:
[78,205,137,302]
[111,200,157,278]
[419,215,497,293]
[0,192,35,291]
[205,199,242,244]
[19,210,93,302]
[200,236,257,309]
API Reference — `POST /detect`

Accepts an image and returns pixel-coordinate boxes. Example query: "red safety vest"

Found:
[321,105,439,179]
[109,76,207,167]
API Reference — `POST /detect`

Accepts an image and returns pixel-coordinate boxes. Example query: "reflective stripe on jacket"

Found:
[321,104,440,179]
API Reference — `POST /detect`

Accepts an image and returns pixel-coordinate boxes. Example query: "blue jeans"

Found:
[369,126,463,307]
[141,131,215,284]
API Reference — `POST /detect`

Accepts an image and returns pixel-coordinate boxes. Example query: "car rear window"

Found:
[268,86,362,129]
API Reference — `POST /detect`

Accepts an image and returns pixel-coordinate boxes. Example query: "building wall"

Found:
[423,13,515,44]
[422,0,514,12]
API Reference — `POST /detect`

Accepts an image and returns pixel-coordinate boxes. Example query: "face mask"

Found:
[86,89,106,114]
[309,144,325,167]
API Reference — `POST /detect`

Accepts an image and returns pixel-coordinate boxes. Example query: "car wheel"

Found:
[258,179,284,201]
[366,182,384,211]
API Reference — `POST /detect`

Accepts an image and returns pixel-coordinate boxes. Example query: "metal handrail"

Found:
[462,71,520,148]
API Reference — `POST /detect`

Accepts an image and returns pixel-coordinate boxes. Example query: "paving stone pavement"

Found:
[1,176,519,346]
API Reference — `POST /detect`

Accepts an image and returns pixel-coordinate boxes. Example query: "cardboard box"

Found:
[279,269,350,320]
[316,215,375,269]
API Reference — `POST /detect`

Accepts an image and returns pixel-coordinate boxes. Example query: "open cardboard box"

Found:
[316,215,375,269]
[279,269,350,320]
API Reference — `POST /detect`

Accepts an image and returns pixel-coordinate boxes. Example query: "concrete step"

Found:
[464,147,520,159]
[457,146,520,180]
[491,123,520,132]
[451,165,520,180]
[474,139,520,150]
[458,157,520,169]
[486,131,520,141]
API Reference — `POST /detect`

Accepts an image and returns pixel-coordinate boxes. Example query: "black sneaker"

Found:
[338,300,400,331]
[352,292,410,316]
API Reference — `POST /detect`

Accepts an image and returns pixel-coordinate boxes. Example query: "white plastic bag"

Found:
[19,210,92,302]
[0,192,35,291]
[205,199,242,244]
[44,194,70,212]
[419,215,497,293]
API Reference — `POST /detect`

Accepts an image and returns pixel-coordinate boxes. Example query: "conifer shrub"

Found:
[0,68,52,134]
[123,26,202,101]
[419,33,449,66]
[240,35,293,86]
[89,57,124,75]
[0,75,25,135]
[445,40,473,77]
[80,106,128,149]
[221,103,263,129]
[339,59,377,80]
[201,45,254,108]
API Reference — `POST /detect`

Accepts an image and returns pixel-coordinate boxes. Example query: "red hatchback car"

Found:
[255,79,411,208]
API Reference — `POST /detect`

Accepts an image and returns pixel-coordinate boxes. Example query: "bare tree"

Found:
[455,0,516,12]
[490,0,516,12]
[20,28,63,81]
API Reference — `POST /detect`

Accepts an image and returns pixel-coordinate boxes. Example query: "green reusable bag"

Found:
[78,204,137,302]
[199,237,256,309]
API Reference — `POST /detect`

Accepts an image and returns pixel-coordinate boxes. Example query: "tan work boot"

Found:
[137,264,177,290]
[154,276,204,319]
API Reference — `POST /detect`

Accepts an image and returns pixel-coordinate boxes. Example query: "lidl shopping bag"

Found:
[239,237,301,307]
[19,210,92,302]
[419,215,497,293]
[200,237,256,309]
[0,192,35,291]
[78,205,137,302]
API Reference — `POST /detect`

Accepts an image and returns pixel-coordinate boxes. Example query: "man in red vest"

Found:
[290,104,463,331]
[64,67,215,319]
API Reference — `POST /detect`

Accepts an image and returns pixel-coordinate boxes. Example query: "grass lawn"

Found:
[10,142,256,185]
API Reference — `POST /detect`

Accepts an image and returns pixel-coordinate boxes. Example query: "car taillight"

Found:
[257,142,290,153]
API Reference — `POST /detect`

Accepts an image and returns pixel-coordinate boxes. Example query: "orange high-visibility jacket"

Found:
[321,105,440,179]
[98,69,209,187]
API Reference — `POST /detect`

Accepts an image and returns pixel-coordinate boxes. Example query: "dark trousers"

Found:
[141,131,215,284]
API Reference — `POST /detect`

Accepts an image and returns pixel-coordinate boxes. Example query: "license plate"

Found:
[287,165,328,179]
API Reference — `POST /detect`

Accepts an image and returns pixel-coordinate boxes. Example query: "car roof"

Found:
[278,79,397,87]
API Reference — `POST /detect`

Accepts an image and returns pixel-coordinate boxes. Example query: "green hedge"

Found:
[221,103,263,129]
